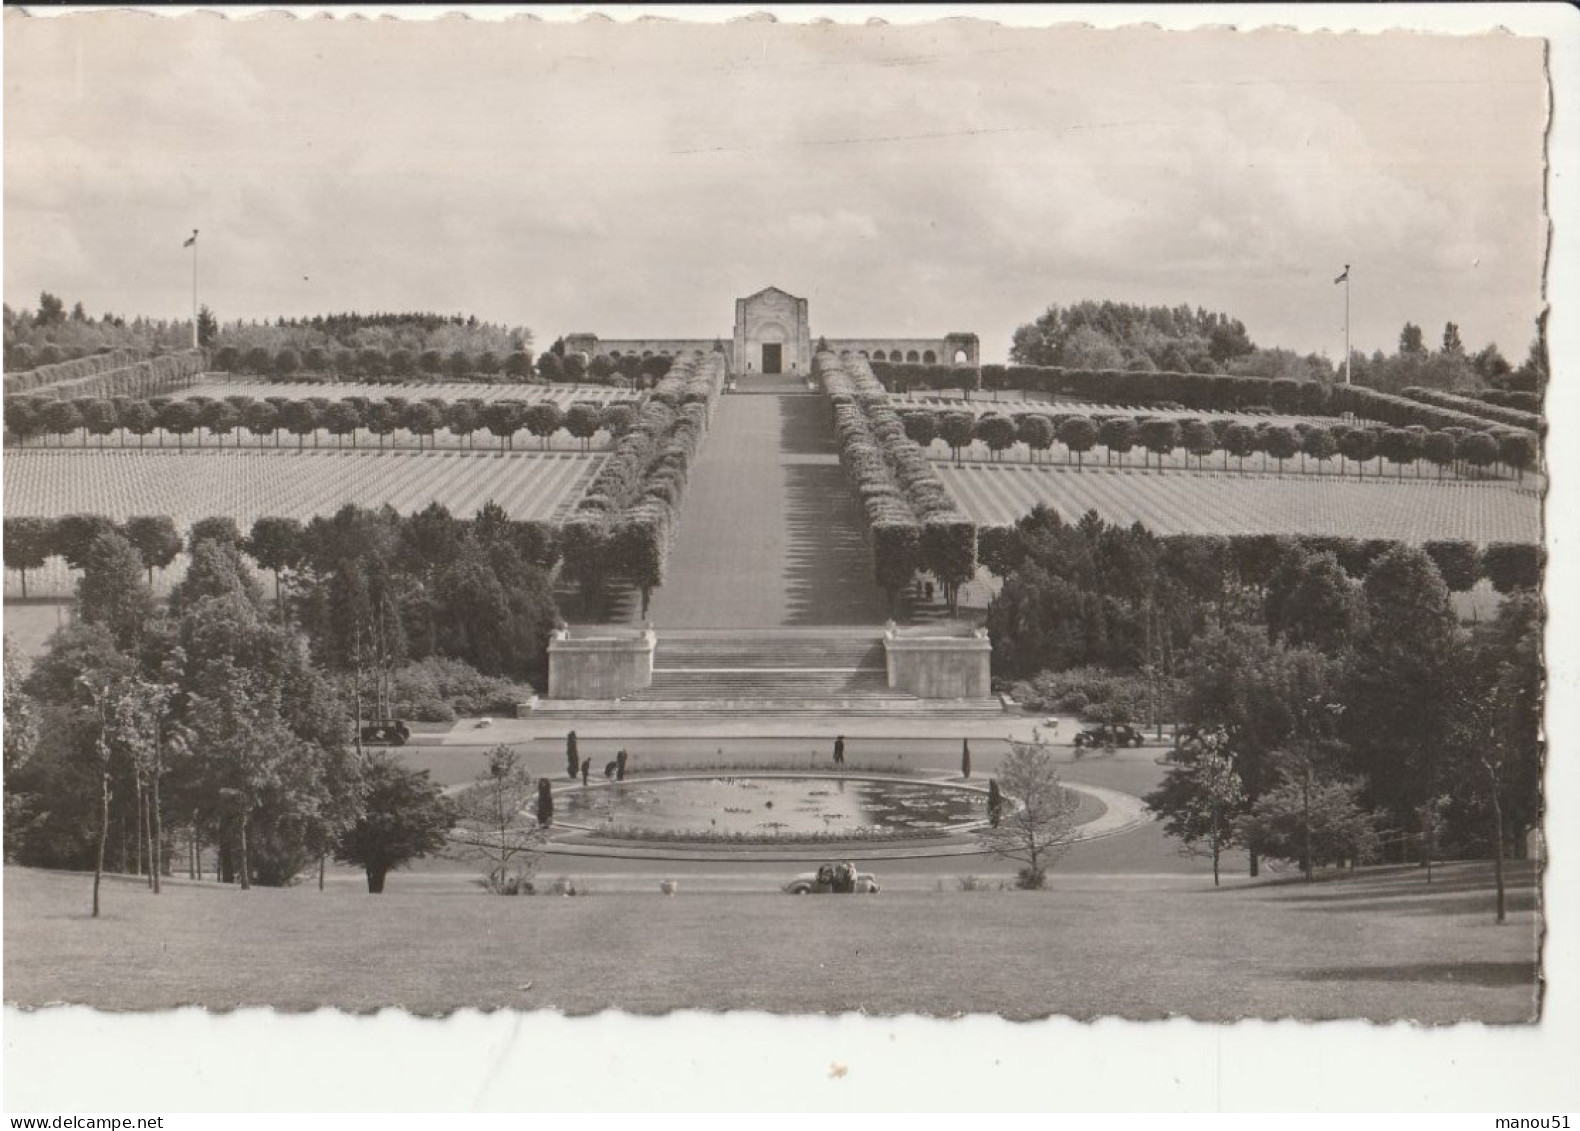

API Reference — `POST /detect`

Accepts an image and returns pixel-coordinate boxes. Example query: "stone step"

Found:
[527,698,1007,717]
[626,670,903,701]
[653,638,884,670]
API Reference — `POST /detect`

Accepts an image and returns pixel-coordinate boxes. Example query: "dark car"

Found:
[360,719,411,746]
[783,863,881,895]
[1073,723,1145,749]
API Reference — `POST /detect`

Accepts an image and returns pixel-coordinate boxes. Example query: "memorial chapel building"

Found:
[561,285,979,375]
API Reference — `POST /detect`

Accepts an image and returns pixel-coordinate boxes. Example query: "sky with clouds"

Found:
[3,10,1550,363]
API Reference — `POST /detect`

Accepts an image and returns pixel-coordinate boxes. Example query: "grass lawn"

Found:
[3,861,1539,1022]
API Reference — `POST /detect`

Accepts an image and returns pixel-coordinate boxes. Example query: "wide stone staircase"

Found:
[623,630,902,702]
[531,628,1007,718]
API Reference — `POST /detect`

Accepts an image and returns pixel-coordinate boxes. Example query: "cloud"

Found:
[1,14,1547,361]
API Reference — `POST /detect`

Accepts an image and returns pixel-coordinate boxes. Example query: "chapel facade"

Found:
[561,286,979,375]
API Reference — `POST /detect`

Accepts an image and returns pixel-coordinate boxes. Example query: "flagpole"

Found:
[1343,263,1351,386]
[191,232,199,350]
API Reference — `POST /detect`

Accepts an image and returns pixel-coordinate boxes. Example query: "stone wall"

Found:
[883,626,993,699]
[561,335,733,368]
[827,332,980,366]
[545,628,656,700]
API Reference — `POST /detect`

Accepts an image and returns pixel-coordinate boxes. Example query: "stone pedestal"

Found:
[546,627,656,700]
[883,624,993,699]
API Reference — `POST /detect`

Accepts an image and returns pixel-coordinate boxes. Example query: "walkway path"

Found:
[648,393,892,627]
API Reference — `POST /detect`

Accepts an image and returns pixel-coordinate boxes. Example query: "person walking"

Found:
[833,735,845,766]
[580,757,591,786]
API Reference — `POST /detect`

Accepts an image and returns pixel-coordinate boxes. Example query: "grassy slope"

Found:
[3,862,1539,1022]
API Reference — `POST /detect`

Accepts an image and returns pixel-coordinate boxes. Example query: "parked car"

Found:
[1073,723,1146,749]
[783,863,881,895]
[359,719,412,746]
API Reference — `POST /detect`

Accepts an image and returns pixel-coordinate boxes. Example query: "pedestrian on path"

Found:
[580,757,591,786]
[833,735,845,765]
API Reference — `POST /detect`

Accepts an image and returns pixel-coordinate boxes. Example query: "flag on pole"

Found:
[183,230,198,248]
[1334,266,1349,284]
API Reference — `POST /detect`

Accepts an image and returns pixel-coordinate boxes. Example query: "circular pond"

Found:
[559,774,989,841]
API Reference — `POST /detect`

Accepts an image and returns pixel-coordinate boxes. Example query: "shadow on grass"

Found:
[1299,961,1538,987]
[1257,862,1540,905]
[1288,890,1541,917]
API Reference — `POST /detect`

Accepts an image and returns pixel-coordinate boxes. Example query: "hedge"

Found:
[818,351,977,613]
[1402,385,1545,432]
[3,348,148,395]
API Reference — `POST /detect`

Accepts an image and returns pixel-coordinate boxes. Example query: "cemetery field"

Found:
[3,447,601,529]
[177,378,635,407]
[2,861,1538,1021]
[937,461,1543,544]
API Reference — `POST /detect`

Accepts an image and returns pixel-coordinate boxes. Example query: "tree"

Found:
[1235,776,1378,878]
[562,402,603,452]
[1179,418,1217,471]
[245,516,306,609]
[1138,418,1179,473]
[523,402,563,450]
[1457,431,1499,478]
[41,399,83,447]
[448,744,545,893]
[1265,551,1365,656]
[902,411,938,449]
[1379,428,1422,480]
[1338,427,1377,477]
[973,414,1016,462]
[536,778,554,827]
[937,411,975,466]
[1441,321,1464,356]
[37,290,65,326]
[600,403,636,439]
[444,400,478,449]
[196,305,219,348]
[334,755,454,893]
[1499,432,1538,482]
[961,738,971,780]
[566,731,579,781]
[482,401,523,451]
[1481,542,1543,594]
[404,402,442,450]
[1145,728,1246,886]
[170,538,265,616]
[3,517,54,599]
[321,400,361,449]
[80,399,118,448]
[243,400,280,448]
[1057,415,1098,470]
[120,516,183,587]
[188,515,242,553]
[1399,322,1426,356]
[1261,425,1299,475]
[1422,540,1481,594]
[976,735,1080,887]
[1098,416,1136,467]
[281,400,320,451]
[1422,430,1457,479]
[1017,414,1055,464]
[1344,546,1461,827]
[156,401,198,451]
[53,514,119,572]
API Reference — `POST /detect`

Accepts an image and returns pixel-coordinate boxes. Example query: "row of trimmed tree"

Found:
[559,353,728,617]
[820,351,978,615]
[3,392,638,452]
[873,360,1545,437]
[902,408,1540,479]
